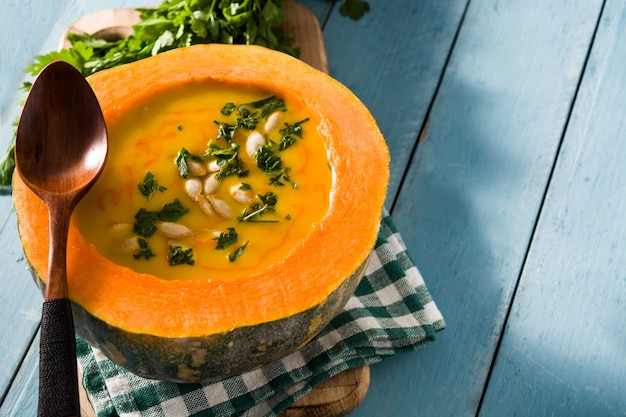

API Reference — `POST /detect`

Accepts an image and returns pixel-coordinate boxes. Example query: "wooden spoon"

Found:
[15,61,107,417]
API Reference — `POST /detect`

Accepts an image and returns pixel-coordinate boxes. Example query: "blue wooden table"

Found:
[1,0,626,416]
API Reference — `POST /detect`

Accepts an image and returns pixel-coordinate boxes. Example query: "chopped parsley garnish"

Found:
[168,245,195,266]
[247,96,287,119]
[137,171,166,200]
[214,121,236,143]
[214,227,238,250]
[158,199,189,222]
[269,168,293,187]
[236,105,259,130]
[133,199,189,237]
[126,93,313,267]
[254,143,295,187]
[259,191,278,207]
[278,135,296,151]
[220,102,236,116]
[205,141,248,179]
[175,147,202,178]
[228,241,249,262]
[205,140,238,159]
[255,145,282,173]
[133,238,156,260]
[238,192,278,222]
[278,118,309,151]
[133,209,159,237]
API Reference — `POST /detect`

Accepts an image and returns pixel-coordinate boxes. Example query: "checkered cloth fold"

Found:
[77,211,445,416]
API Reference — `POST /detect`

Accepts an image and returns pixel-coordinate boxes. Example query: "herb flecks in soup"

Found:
[75,82,331,281]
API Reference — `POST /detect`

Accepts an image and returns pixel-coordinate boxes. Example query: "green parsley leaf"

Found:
[269,168,292,187]
[175,147,202,178]
[214,227,238,250]
[339,0,371,20]
[133,238,156,260]
[133,199,188,237]
[247,96,287,119]
[255,146,282,173]
[259,192,278,206]
[168,245,195,266]
[214,121,236,143]
[137,171,166,200]
[221,102,236,115]
[278,118,309,151]
[236,105,259,130]
[205,141,248,179]
[238,192,279,222]
[228,240,249,262]
[0,135,16,189]
[254,145,295,187]
[133,209,159,237]
[205,140,238,159]
[24,40,94,76]
[158,199,189,222]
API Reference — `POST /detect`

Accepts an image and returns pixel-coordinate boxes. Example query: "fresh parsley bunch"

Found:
[25,0,298,78]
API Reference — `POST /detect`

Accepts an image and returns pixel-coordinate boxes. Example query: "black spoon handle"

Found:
[38,298,80,417]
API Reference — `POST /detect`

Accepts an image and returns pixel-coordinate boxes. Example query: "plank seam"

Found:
[319,1,335,29]
[0,323,40,410]
[475,1,608,415]
[389,0,472,214]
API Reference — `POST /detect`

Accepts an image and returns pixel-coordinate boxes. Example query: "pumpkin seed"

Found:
[185,178,202,198]
[120,236,140,252]
[108,223,133,234]
[189,229,222,245]
[208,196,232,219]
[196,195,214,217]
[246,131,265,159]
[229,184,255,204]
[203,175,221,195]
[108,223,134,244]
[265,112,280,133]
[187,159,207,176]
[156,221,194,238]
[207,159,221,172]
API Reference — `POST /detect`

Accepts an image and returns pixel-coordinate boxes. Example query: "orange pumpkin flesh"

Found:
[13,44,389,382]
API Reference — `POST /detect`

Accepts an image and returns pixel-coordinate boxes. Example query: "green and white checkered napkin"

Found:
[76,211,445,417]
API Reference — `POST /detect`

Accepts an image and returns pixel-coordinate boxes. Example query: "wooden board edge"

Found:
[279,365,370,417]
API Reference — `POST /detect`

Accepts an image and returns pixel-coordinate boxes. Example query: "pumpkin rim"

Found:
[13,44,389,338]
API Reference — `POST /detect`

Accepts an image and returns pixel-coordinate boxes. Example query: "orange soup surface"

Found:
[74,81,332,281]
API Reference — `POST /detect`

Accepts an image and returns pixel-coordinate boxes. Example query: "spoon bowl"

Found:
[15,60,108,417]
[16,63,107,199]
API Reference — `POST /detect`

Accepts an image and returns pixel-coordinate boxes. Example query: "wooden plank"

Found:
[346,0,603,416]
[0,332,39,417]
[480,1,626,415]
[321,0,470,208]
[0,204,41,397]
